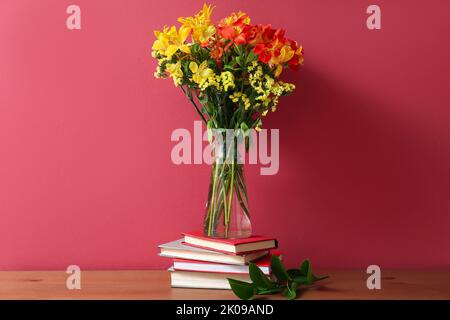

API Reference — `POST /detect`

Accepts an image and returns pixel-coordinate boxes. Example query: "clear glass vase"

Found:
[203,161,252,239]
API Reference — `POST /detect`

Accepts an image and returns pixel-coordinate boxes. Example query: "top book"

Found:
[183,231,277,254]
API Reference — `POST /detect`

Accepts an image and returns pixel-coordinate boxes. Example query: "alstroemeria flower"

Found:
[152,25,191,58]
[248,25,282,64]
[210,40,225,62]
[217,11,251,45]
[287,42,304,71]
[152,3,302,122]
[179,4,216,46]
[248,25,302,77]
[244,24,275,47]
[189,61,214,84]
[270,45,295,77]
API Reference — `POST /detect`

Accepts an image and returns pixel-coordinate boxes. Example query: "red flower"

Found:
[254,43,272,63]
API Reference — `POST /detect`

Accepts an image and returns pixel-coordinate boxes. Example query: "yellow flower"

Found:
[189,61,214,85]
[271,45,295,77]
[229,92,251,110]
[229,92,242,102]
[220,11,251,27]
[200,75,221,91]
[178,4,216,45]
[152,25,191,58]
[166,61,183,86]
[220,71,235,91]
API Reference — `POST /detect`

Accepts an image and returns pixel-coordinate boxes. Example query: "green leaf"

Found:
[287,269,300,278]
[257,287,283,295]
[270,255,290,282]
[191,43,200,54]
[227,279,256,300]
[289,265,328,285]
[230,258,328,300]
[287,269,309,285]
[249,262,276,290]
[283,282,298,300]
[206,120,214,143]
[182,61,190,74]
[235,56,242,67]
[299,259,313,284]
[246,50,257,64]
[198,94,208,105]
[313,274,329,282]
[224,59,239,71]
[234,44,242,56]
[299,259,309,275]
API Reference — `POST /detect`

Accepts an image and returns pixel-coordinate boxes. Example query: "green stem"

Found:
[226,161,235,227]
[208,162,220,236]
[236,166,249,203]
[221,185,228,227]
[180,86,207,125]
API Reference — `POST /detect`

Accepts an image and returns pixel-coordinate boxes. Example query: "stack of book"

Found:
[158,231,279,289]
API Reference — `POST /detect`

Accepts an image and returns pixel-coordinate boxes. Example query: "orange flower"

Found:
[217,11,251,45]
[245,24,275,47]
[210,42,224,61]
[287,41,304,71]
[246,25,303,77]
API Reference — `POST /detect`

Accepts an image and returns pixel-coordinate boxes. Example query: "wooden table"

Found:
[0,270,449,300]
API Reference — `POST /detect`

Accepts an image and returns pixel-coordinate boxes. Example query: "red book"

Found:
[173,252,281,275]
[182,231,278,254]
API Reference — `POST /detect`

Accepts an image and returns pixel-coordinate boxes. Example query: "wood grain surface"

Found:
[0,270,449,300]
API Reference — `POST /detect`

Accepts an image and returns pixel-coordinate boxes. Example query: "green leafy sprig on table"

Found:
[227,255,328,300]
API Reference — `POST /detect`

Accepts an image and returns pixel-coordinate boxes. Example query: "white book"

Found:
[159,239,268,265]
[173,253,274,275]
[169,267,251,290]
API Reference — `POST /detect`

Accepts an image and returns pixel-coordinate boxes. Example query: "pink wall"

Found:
[1,0,449,270]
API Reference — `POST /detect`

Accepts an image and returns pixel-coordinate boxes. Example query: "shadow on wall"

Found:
[249,63,449,268]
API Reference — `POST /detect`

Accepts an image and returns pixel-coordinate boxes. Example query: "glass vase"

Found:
[203,161,252,239]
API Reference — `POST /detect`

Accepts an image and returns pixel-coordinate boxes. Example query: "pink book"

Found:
[182,231,278,254]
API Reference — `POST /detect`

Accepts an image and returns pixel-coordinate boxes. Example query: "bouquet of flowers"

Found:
[152,4,303,238]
